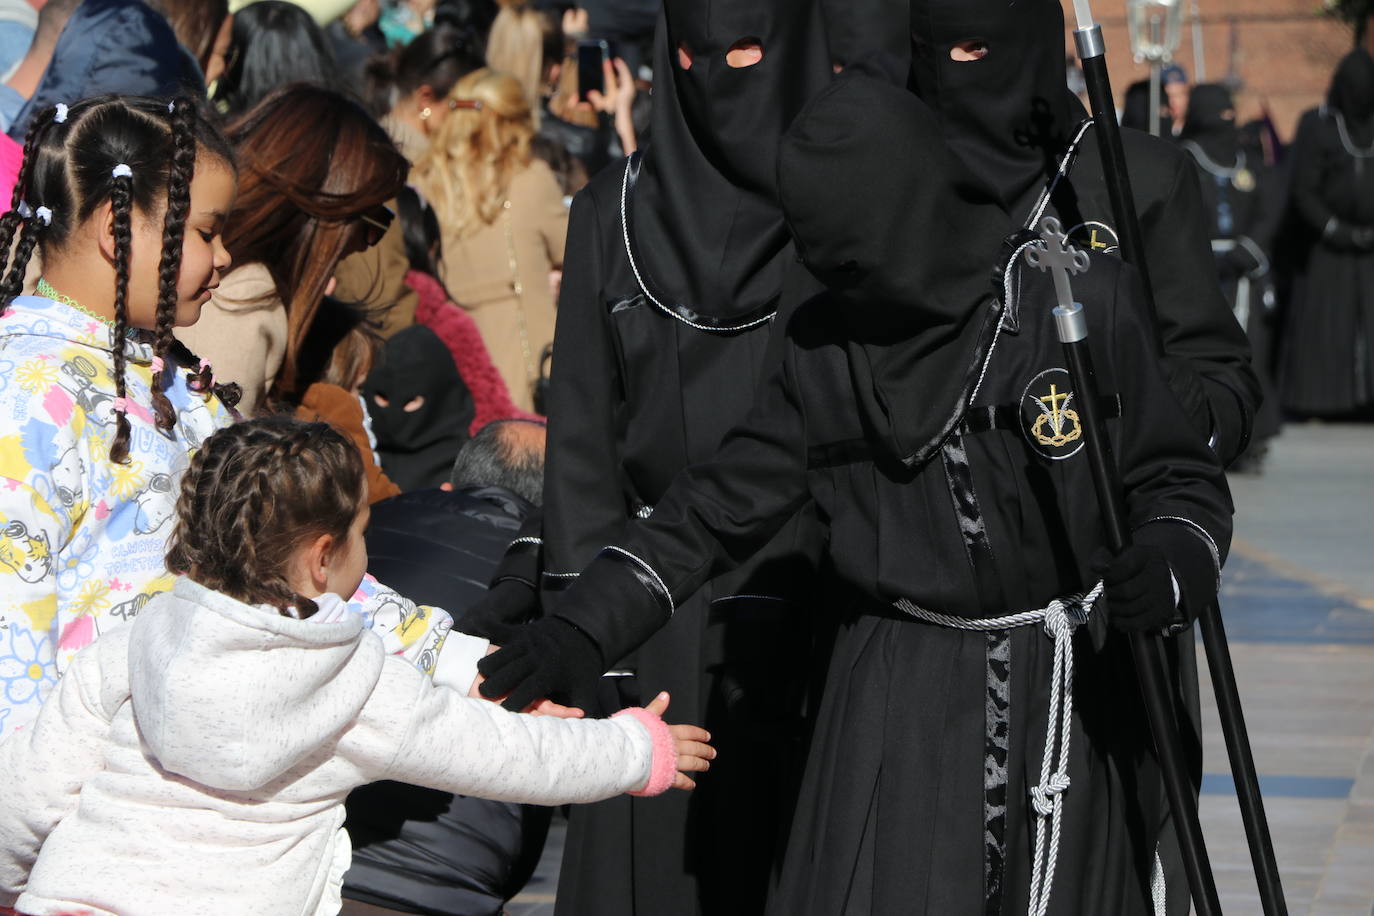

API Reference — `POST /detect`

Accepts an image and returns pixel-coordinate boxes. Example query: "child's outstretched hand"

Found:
[645,692,715,790]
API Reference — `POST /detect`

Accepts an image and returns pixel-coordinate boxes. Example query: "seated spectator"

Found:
[5,0,200,141]
[294,298,402,504]
[366,21,483,161]
[411,67,567,413]
[345,419,552,916]
[214,0,339,118]
[396,185,536,432]
[484,0,558,116]
[362,323,476,491]
[331,22,486,340]
[147,0,233,85]
[0,0,35,81]
[328,0,387,93]
[178,84,408,415]
[379,0,436,47]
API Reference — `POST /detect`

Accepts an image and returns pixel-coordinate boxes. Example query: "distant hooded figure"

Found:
[1280,48,1374,417]
[1180,83,1283,466]
[364,324,476,491]
[7,0,202,141]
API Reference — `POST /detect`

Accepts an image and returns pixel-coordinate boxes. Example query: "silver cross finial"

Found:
[1024,216,1091,310]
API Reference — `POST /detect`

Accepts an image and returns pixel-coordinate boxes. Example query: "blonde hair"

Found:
[485,0,555,118]
[412,68,535,238]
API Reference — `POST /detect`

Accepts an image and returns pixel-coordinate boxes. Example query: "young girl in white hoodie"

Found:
[0,416,712,916]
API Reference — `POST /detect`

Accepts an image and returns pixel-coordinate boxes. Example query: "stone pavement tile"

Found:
[1306,904,1374,916]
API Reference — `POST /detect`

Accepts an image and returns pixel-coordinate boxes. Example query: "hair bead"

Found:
[111,163,133,179]
[53,103,68,124]
[16,201,32,219]
[34,206,52,226]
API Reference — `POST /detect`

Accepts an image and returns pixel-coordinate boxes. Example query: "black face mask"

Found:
[1330,48,1374,128]
[629,0,830,323]
[909,0,1074,208]
[1181,83,1239,163]
[363,325,475,492]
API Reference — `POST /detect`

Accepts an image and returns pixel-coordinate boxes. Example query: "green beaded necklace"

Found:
[37,277,117,329]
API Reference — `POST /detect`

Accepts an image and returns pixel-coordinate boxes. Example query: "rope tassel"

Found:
[894,580,1104,916]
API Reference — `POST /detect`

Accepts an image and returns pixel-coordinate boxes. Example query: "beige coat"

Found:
[431,160,568,413]
[176,263,285,417]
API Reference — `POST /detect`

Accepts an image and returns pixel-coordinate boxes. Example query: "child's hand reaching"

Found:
[645,692,715,790]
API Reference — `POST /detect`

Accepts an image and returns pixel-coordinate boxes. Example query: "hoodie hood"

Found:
[128,577,386,792]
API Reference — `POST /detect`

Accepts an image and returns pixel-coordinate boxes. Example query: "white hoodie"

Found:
[0,577,669,915]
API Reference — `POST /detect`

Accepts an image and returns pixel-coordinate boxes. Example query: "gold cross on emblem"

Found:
[1040,384,1070,436]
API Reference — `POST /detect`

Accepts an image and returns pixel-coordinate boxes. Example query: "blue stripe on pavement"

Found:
[1217,553,1374,644]
[1200,772,1355,799]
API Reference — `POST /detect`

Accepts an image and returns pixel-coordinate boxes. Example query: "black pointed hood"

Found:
[909,0,1075,209]
[1181,83,1239,164]
[627,0,831,326]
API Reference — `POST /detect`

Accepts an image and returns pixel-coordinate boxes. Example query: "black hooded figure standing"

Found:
[1179,83,1284,468]
[1279,48,1374,418]
[529,1,830,913]
[905,0,1259,469]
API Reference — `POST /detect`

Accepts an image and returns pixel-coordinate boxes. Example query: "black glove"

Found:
[1221,244,1261,277]
[1160,356,1212,444]
[477,615,605,712]
[458,578,540,644]
[1323,218,1374,252]
[1093,544,1177,633]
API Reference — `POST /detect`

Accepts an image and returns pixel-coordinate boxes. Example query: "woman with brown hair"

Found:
[178,83,407,415]
[147,0,233,85]
[412,67,567,413]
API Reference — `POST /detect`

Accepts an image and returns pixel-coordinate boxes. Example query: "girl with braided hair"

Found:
[0,95,482,744]
[0,415,713,916]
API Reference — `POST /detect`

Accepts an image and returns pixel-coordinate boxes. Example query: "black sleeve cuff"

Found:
[489,511,544,590]
[553,546,674,667]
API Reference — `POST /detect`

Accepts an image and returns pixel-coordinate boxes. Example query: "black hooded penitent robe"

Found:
[1280,49,1374,417]
[1179,83,1284,449]
[539,73,1232,916]
[899,0,1260,467]
[540,2,831,914]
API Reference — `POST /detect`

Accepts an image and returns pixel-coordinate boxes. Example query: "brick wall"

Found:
[1059,0,1356,140]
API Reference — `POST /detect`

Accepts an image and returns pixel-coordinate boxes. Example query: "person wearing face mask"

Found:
[1180,84,1283,470]
[895,0,1259,471]
[467,1,831,913]
[472,63,1231,916]
[363,324,477,492]
[1280,48,1374,419]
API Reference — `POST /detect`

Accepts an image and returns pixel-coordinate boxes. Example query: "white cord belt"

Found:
[893,581,1105,916]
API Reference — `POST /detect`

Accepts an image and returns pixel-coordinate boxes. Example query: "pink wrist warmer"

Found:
[614,707,677,797]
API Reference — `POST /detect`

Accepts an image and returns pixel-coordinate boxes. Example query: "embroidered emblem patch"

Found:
[1067,220,1119,256]
[1021,368,1084,460]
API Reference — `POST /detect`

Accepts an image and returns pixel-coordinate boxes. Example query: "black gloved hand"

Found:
[1221,244,1261,276]
[1093,544,1177,633]
[477,615,605,712]
[1160,356,1212,444]
[459,579,540,644]
[1323,218,1374,252]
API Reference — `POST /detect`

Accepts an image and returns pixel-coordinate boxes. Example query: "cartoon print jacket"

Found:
[0,297,483,740]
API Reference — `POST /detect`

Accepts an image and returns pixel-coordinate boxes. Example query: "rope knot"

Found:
[1031,773,1071,816]
[1041,601,1075,640]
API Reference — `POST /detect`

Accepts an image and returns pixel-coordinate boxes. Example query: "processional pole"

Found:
[1025,217,1222,916]
[1067,4,1289,914]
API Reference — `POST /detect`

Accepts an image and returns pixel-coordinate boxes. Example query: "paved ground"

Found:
[1201,423,1374,916]
[511,423,1374,916]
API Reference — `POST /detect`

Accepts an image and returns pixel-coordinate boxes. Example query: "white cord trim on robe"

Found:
[1151,848,1168,916]
[602,545,676,614]
[618,158,776,333]
[893,580,1105,916]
